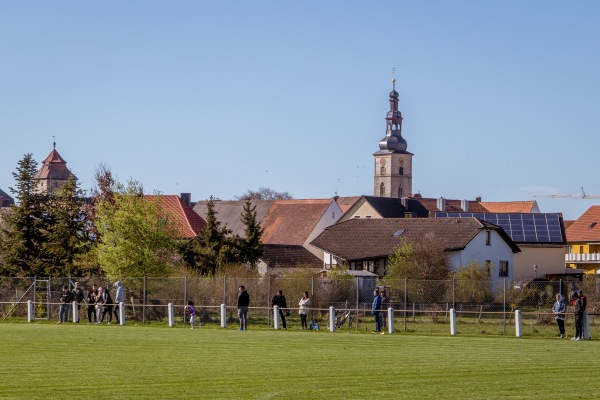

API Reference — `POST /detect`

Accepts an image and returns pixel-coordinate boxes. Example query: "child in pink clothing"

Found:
[185,300,201,329]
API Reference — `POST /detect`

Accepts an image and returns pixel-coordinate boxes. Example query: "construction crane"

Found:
[535,187,600,199]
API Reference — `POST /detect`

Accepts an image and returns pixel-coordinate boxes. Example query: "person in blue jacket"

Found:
[372,289,382,332]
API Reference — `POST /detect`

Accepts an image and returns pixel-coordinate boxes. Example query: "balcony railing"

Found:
[565,253,600,263]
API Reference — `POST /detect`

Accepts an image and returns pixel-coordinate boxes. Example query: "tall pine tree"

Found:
[41,176,90,276]
[239,199,263,268]
[0,154,46,276]
[197,196,236,275]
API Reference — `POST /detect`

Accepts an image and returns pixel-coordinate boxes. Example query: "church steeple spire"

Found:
[373,78,414,198]
[378,78,407,153]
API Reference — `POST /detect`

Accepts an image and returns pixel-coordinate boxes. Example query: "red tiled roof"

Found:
[33,149,76,181]
[480,201,538,213]
[311,217,519,261]
[407,197,488,216]
[335,196,361,214]
[261,199,333,245]
[261,244,322,268]
[145,195,206,239]
[566,206,600,242]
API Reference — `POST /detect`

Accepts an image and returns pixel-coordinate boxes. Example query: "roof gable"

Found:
[146,195,206,239]
[261,199,334,245]
[566,206,600,242]
[480,201,540,213]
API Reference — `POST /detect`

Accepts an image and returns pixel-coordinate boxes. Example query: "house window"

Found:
[380,166,385,175]
[486,230,491,246]
[499,261,509,277]
[579,246,584,254]
[380,183,385,197]
[398,186,403,197]
[367,261,375,273]
[399,167,404,175]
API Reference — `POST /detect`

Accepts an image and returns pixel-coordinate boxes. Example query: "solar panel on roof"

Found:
[433,211,564,244]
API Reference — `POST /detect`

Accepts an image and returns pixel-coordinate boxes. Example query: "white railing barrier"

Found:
[119,302,125,325]
[273,305,280,330]
[168,303,174,327]
[388,308,394,334]
[27,300,33,322]
[220,304,226,328]
[72,301,78,323]
[450,308,456,336]
[515,310,522,337]
[329,306,336,332]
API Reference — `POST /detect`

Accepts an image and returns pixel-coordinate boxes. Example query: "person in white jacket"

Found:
[113,281,125,322]
[298,291,311,330]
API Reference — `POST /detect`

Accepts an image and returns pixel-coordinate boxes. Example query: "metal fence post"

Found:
[27,300,33,322]
[119,302,125,325]
[273,305,280,330]
[183,275,187,323]
[503,279,507,335]
[388,307,394,334]
[223,276,226,305]
[356,277,359,331]
[404,277,407,332]
[72,301,77,323]
[268,276,271,328]
[329,306,336,332]
[515,310,522,337]
[452,278,455,309]
[220,304,227,328]
[143,276,146,324]
[168,303,174,327]
[450,308,456,336]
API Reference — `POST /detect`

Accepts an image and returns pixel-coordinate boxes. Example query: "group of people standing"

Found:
[235,286,312,330]
[552,289,591,340]
[58,281,125,324]
[371,289,389,333]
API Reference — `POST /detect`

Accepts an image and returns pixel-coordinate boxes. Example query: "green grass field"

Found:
[1,323,599,400]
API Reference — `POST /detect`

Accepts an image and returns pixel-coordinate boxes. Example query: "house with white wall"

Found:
[310,217,520,285]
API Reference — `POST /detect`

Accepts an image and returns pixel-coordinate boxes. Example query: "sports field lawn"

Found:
[1,324,599,399]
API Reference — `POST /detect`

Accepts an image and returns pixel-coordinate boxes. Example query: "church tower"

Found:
[33,142,77,194]
[373,79,413,198]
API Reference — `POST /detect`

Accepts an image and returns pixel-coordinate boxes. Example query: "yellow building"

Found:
[565,205,600,274]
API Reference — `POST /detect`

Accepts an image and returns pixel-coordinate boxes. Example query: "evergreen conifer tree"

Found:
[0,154,46,275]
[239,199,264,268]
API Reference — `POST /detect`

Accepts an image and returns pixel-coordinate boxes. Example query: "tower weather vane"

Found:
[52,135,56,149]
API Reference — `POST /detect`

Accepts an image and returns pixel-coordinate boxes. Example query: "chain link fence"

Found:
[1,276,597,337]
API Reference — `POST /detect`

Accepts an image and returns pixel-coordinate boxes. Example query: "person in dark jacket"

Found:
[58,286,72,324]
[237,286,250,330]
[271,289,288,329]
[98,287,114,324]
[71,282,85,323]
[572,291,584,341]
[372,289,382,332]
[86,284,98,324]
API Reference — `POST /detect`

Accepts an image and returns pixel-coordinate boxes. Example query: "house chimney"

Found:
[437,197,446,211]
[180,193,191,207]
[475,196,482,202]
[461,199,469,212]
[401,197,408,209]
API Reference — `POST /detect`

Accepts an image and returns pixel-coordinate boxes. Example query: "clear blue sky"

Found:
[1,1,599,220]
